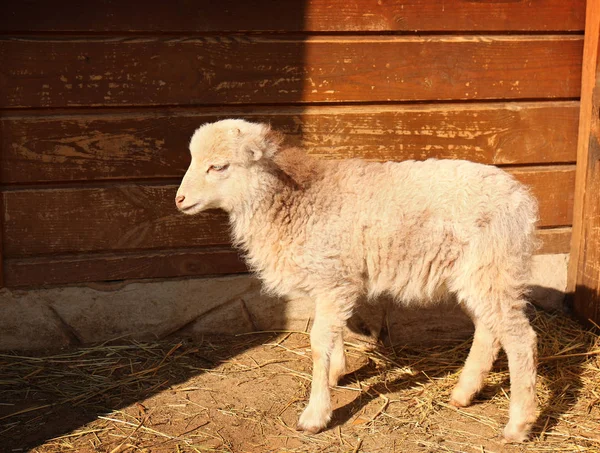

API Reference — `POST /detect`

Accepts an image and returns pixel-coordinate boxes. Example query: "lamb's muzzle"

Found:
[176,119,540,443]
[175,194,185,207]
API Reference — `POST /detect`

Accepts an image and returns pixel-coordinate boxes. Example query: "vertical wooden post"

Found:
[567,0,600,325]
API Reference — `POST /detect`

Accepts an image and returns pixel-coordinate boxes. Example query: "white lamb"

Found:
[176,119,539,443]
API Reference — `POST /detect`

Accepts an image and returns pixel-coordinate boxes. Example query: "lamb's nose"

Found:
[175,194,185,205]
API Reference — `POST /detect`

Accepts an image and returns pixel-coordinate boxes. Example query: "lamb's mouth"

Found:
[179,202,202,214]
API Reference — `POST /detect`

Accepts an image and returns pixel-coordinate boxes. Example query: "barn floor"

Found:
[1,310,599,453]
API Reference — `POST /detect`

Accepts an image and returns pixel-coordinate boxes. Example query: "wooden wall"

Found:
[0,0,585,287]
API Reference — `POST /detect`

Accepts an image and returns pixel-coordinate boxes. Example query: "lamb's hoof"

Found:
[296,406,331,434]
[328,371,345,388]
[502,423,530,444]
[296,422,322,435]
[328,363,346,388]
[449,388,472,408]
[449,399,465,408]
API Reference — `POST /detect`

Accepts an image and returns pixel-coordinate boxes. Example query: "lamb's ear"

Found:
[247,123,284,161]
[248,144,264,162]
[263,126,284,157]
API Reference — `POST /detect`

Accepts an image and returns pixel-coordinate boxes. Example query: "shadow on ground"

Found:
[1,287,598,451]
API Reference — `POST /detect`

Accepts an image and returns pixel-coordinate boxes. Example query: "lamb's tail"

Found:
[452,178,539,305]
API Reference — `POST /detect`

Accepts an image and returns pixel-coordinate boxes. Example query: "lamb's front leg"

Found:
[297,302,346,434]
[329,330,346,387]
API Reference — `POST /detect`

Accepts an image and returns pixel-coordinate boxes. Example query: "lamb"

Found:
[175,119,539,443]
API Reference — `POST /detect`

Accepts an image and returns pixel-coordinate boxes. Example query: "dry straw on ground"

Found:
[1,309,598,453]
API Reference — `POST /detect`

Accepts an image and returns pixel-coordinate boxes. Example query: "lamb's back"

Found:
[307,158,526,234]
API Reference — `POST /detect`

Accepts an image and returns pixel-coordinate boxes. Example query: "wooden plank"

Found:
[508,165,575,229]
[536,227,572,255]
[0,116,3,288]
[568,0,600,325]
[0,207,3,287]
[0,0,585,32]
[2,166,575,258]
[2,184,231,257]
[0,36,583,108]
[0,102,579,184]
[2,227,570,288]
[3,247,246,287]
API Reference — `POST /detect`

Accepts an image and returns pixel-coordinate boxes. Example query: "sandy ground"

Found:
[1,310,599,453]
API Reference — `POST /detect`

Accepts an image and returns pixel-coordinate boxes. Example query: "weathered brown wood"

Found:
[0,36,583,108]
[2,184,231,257]
[0,121,4,288]
[536,227,572,255]
[0,0,585,32]
[2,166,575,258]
[508,166,575,229]
[568,0,600,325]
[0,102,579,184]
[2,227,571,288]
[0,209,3,287]
[3,247,246,287]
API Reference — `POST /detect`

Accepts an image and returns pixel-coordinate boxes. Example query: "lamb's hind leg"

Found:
[498,305,537,443]
[465,301,537,443]
[450,321,501,407]
[297,298,350,434]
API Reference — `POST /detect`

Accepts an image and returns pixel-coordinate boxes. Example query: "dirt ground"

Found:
[1,310,599,453]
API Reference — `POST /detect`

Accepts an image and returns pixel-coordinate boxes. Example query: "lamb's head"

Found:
[176,119,282,215]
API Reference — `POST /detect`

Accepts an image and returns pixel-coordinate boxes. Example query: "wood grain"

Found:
[3,227,571,288]
[536,227,572,255]
[0,0,585,32]
[0,36,583,108]
[2,166,575,258]
[568,0,600,325]
[568,0,600,293]
[0,102,579,184]
[2,184,231,257]
[0,124,3,288]
[3,247,246,287]
[508,166,575,229]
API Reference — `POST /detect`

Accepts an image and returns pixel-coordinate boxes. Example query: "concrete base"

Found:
[0,254,569,350]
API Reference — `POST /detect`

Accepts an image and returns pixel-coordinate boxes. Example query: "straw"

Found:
[0,309,598,452]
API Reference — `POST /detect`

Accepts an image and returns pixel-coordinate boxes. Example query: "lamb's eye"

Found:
[207,164,230,173]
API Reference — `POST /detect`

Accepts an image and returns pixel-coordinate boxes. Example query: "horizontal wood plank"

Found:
[508,166,575,229]
[536,227,572,255]
[0,0,585,33]
[2,184,231,257]
[3,226,570,288]
[0,102,579,184]
[0,36,583,108]
[2,166,575,257]
[3,247,246,287]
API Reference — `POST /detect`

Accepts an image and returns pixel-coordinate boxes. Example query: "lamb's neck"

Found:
[229,171,297,254]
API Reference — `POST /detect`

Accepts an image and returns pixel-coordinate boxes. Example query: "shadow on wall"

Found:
[1,283,595,451]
